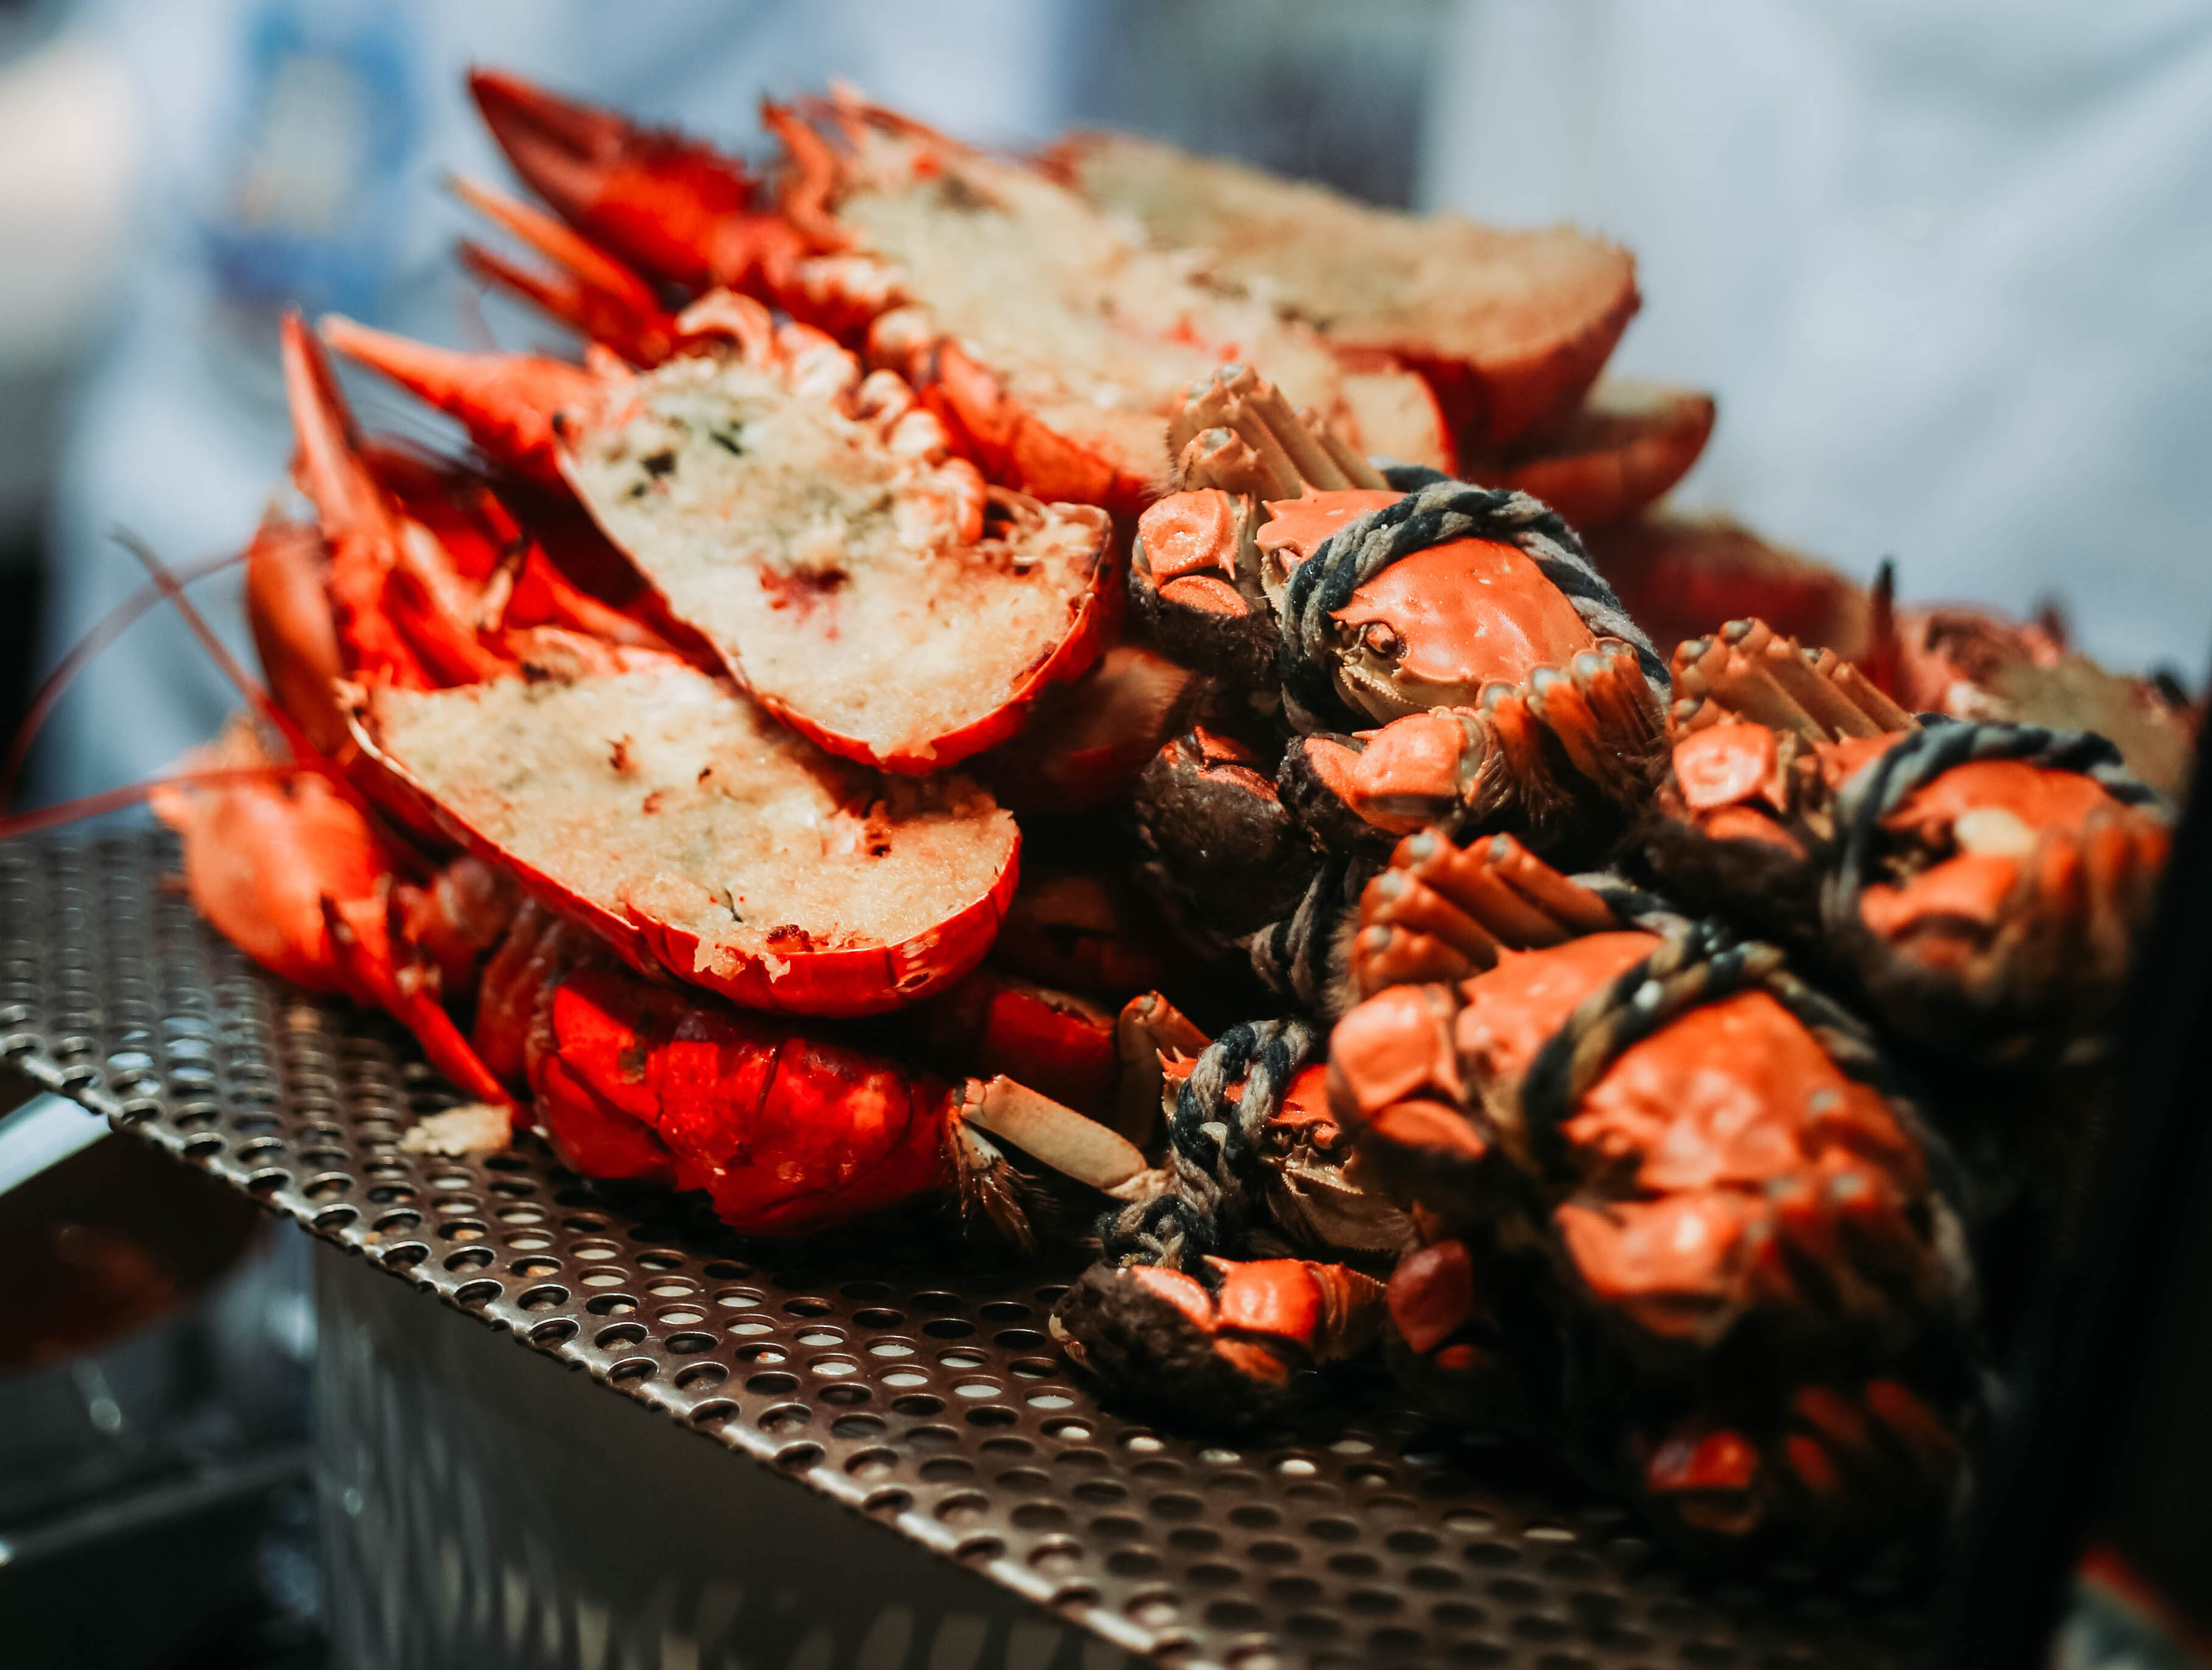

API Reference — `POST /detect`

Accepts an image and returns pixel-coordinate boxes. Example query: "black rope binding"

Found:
[1097,1016,1324,1284]
[1514,913,1977,1230]
[1277,478,1669,734]
[1241,855,1372,1020]
[1825,716,2168,928]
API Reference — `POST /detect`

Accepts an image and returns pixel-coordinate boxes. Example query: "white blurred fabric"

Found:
[33,0,1076,803]
[1422,0,2212,677]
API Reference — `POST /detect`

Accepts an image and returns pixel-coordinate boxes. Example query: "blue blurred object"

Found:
[198,2,421,322]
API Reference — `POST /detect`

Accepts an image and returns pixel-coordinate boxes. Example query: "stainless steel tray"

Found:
[0,829,1938,1670]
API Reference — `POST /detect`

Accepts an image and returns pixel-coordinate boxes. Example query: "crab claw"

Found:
[469,69,809,294]
[1132,728,1320,947]
[1287,710,1484,844]
[318,314,605,488]
[1050,1258,1385,1425]
[1636,1376,1967,1544]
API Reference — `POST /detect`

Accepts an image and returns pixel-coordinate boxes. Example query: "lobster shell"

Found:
[343,659,1020,1017]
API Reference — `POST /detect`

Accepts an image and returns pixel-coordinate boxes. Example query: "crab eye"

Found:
[1361,622,1404,659]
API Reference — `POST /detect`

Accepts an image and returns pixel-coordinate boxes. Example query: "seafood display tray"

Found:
[1,829,1939,1670]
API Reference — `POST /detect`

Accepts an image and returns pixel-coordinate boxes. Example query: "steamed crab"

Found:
[1644,617,2172,1065]
[1126,365,1670,1011]
[1050,1005,1409,1424]
[1328,829,1984,1546]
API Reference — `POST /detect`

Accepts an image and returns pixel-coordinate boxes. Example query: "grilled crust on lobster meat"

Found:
[757,94,1451,511]
[321,299,1120,775]
[1053,129,1639,454]
[346,657,1020,1017]
[558,325,1118,773]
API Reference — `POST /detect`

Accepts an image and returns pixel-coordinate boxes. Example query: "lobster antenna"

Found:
[100,525,401,843]
[1,546,247,811]
[107,526,312,756]
[1863,556,1902,701]
[0,764,301,841]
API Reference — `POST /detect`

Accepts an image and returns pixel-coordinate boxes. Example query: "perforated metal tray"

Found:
[1,830,1939,1670]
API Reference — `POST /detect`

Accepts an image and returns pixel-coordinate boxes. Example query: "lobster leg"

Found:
[451,175,679,368]
[153,716,512,1113]
[315,314,604,491]
[281,314,520,687]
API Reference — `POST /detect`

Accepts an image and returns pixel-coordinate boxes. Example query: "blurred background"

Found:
[0,1,2205,1663]
[7,0,2210,806]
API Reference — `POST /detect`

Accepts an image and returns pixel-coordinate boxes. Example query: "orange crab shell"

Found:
[1855,755,2169,953]
[1327,536,1601,713]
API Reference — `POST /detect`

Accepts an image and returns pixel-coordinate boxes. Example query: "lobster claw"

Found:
[469,69,805,294]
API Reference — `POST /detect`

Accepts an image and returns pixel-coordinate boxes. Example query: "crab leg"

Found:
[1346,824,1627,1000]
[956,1077,1159,1198]
[1112,990,1211,1143]
[1672,618,1913,742]
[1169,363,1386,496]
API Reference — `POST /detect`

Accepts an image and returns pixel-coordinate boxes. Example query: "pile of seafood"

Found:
[33,75,2199,1560]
